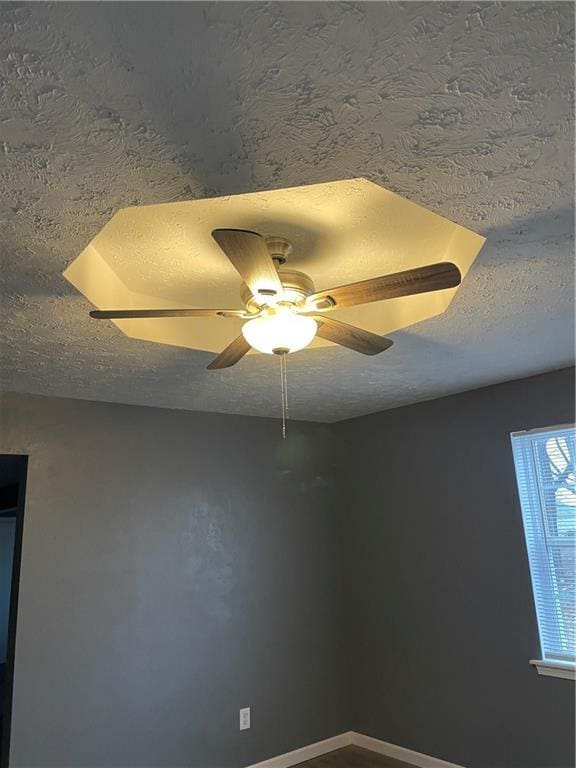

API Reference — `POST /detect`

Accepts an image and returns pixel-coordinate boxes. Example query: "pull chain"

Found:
[279,352,289,438]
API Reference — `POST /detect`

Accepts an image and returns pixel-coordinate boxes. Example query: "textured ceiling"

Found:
[0,2,574,423]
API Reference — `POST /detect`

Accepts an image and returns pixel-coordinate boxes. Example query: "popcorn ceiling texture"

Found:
[0,2,574,423]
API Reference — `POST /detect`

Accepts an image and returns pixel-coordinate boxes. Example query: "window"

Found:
[511,424,575,680]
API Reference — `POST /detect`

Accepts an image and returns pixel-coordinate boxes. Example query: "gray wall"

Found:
[336,368,575,768]
[1,370,574,768]
[0,392,350,768]
[0,519,16,663]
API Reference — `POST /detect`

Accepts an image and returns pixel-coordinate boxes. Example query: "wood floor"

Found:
[297,746,414,768]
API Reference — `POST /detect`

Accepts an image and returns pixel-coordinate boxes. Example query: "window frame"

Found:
[511,423,576,682]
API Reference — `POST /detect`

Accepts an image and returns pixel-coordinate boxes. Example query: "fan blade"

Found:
[307,262,461,310]
[207,335,252,370]
[90,308,247,319]
[212,229,284,300]
[313,316,393,356]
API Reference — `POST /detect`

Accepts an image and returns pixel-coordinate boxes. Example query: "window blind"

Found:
[511,425,576,663]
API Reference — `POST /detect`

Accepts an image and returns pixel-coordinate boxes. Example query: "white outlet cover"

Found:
[239,707,250,731]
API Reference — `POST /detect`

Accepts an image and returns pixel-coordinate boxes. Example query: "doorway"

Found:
[0,456,27,768]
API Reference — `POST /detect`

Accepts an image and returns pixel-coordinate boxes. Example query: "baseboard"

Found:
[246,732,354,768]
[352,732,465,768]
[245,730,465,768]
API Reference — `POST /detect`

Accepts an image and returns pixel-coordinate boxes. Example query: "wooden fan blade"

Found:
[307,262,461,310]
[313,316,393,356]
[207,335,252,370]
[212,229,284,300]
[90,308,246,319]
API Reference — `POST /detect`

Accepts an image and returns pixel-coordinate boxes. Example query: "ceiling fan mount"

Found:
[89,227,462,370]
[264,235,293,265]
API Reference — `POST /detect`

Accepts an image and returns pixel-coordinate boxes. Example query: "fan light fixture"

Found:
[76,198,482,436]
[242,309,317,355]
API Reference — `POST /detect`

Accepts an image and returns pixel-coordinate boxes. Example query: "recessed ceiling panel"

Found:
[64,178,485,353]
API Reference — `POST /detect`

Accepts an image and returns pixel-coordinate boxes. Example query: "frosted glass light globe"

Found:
[242,310,317,354]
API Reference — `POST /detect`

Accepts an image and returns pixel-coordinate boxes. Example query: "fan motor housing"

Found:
[241,268,315,312]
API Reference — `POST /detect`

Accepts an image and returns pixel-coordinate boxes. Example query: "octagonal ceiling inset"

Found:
[64,178,486,354]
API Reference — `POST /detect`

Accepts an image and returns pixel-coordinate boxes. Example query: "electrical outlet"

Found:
[239,707,250,731]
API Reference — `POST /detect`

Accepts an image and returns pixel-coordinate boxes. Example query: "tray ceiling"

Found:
[64,179,484,353]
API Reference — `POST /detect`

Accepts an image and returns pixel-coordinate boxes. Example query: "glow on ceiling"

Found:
[64,178,486,355]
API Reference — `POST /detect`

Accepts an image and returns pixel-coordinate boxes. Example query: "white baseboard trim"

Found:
[245,731,465,768]
[352,732,465,768]
[246,732,354,768]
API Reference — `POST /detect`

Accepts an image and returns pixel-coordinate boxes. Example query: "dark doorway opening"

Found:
[0,456,27,768]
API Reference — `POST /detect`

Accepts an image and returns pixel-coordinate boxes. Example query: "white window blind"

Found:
[511,425,576,664]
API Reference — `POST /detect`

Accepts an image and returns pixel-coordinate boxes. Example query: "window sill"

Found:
[530,660,575,680]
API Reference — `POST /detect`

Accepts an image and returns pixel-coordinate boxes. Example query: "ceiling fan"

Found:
[89,228,462,370]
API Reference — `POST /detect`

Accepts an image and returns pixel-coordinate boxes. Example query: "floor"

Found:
[298,746,414,768]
